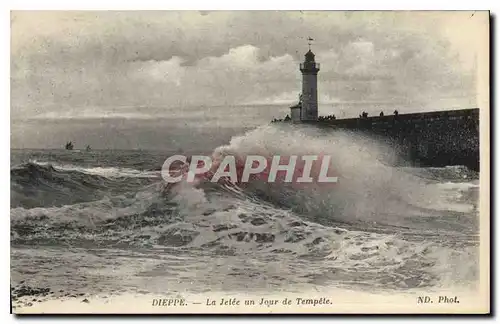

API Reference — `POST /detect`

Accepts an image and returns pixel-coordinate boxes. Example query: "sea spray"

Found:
[197,124,449,228]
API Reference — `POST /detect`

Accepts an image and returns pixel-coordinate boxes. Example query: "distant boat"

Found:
[65,141,74,150]
[85,145,91,152]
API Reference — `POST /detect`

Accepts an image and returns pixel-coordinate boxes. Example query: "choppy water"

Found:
[10,124,480,302]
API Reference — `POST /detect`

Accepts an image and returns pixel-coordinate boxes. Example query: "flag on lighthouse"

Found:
[307,37,314,50]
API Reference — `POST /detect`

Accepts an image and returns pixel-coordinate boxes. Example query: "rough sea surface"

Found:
[10,124,480,310]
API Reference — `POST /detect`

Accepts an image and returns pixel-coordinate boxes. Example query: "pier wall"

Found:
[303,108,480,171]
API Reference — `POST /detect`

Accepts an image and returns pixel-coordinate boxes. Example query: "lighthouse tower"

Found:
[299,48,320,121]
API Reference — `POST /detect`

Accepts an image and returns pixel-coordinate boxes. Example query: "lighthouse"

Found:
[290,42,320,122]
[299,48,320,121]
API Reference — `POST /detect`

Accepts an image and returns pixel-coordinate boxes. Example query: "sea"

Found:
[10,122,480,310]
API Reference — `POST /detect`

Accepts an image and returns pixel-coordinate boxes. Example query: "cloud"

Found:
[11,11,482,122]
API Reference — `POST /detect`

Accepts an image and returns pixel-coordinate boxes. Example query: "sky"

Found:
[10,11,488,149]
